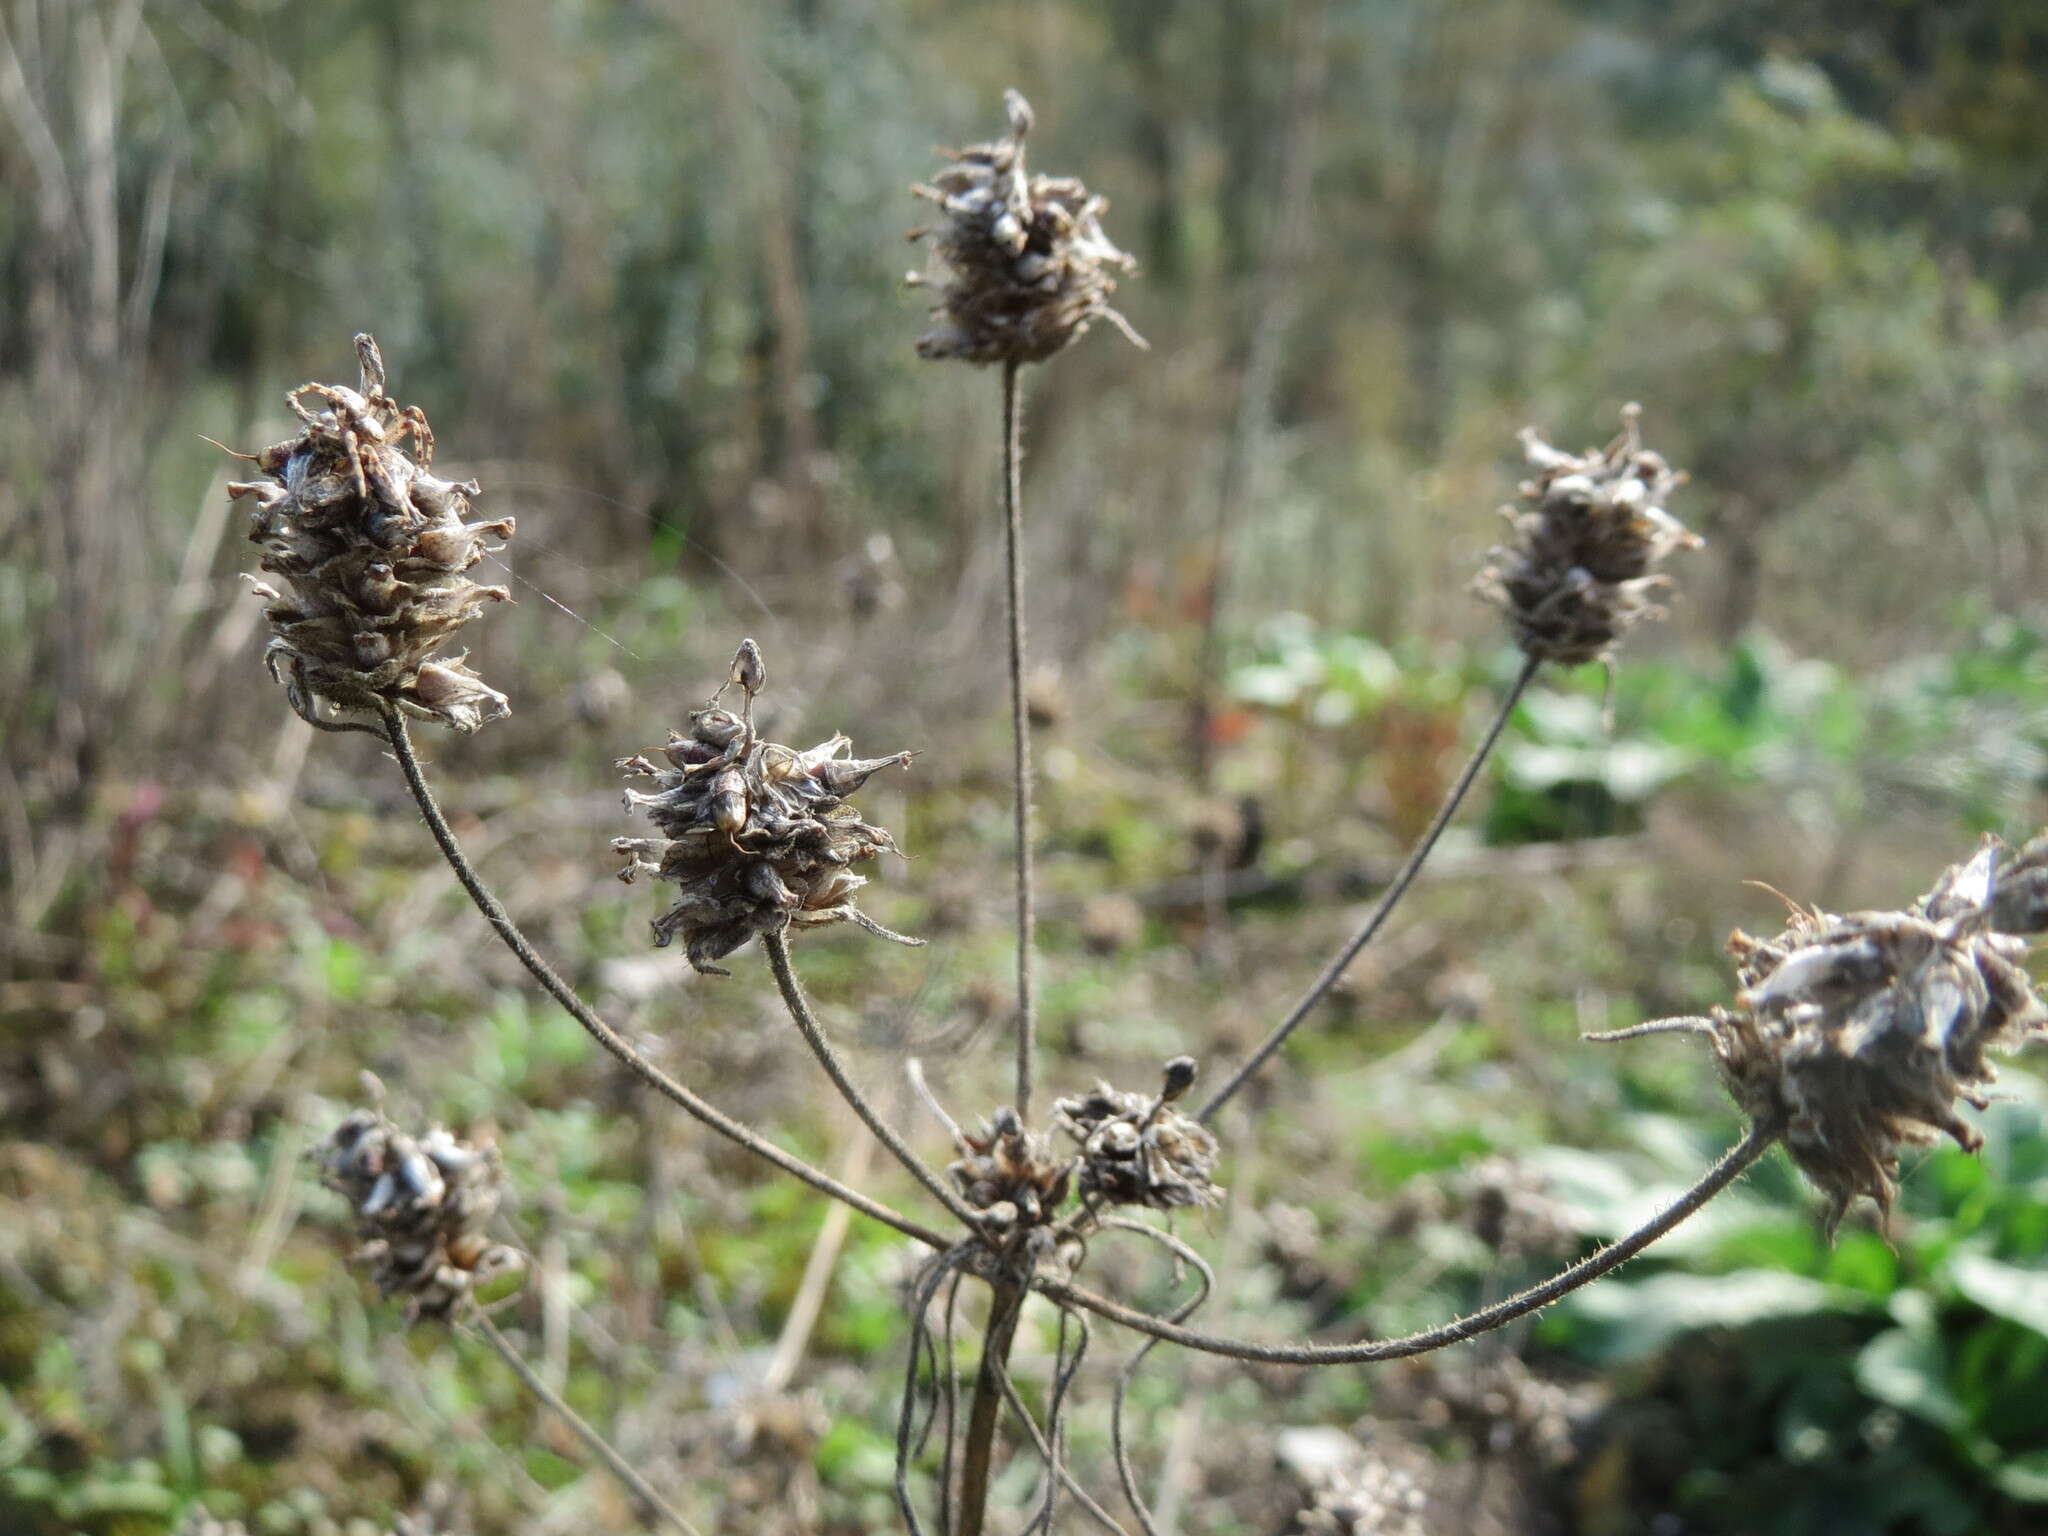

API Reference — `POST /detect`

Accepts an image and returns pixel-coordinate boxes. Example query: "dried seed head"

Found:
[1703,840,2047,1233]
[1473,405,1702,667]
[229,335,513,731]
[317,1110,520,1321]
[946,1109,1073,1230]
[908,89,1142,366]
[613,643,919,975]
[1053,1066,1225,1212]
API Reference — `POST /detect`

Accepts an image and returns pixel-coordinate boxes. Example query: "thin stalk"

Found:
[378,705,948,1251]
[959,1279,1026,1536]
[1040,1121,1776,1363]
[1199,654,1540,1119]
[1000,358,1038,1119]
[763,931,983,1228]
[473,1311,703,1536]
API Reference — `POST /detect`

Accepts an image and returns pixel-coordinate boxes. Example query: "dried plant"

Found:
[228,335,515,734]
[907,89,1142,367]
[317,1109,518,1321]
[612,643,918,974]
[1596,837,2048,1233]
[1475,404,1703,668]
[226,103,2045,1530]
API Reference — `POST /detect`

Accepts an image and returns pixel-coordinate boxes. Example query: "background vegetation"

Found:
[4,0,2047,1531]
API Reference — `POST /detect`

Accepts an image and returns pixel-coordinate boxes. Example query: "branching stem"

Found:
[378,705,948,1250]
[1039,1121,1776,1362]
[1200,654,1541,1119]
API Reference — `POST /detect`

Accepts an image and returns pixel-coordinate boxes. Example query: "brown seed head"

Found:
[1705,838,2046,1233]
[613,643,918,975]
[946,1108,1073,1231]
[317,1110,519,1321]
[1473,405,1702,666]
[908,89,1142,366]
[1053,1065,1225,1212]
[231,334,513,731]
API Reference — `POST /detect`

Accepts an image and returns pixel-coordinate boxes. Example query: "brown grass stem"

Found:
[1001,358,1039,1120]
[1039,1120,1776,1362]
[378,704,949,1251]
[1199,653,1541,1120]
[473,1310,704,1536]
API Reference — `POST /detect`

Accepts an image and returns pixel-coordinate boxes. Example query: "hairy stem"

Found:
[959,1279,1026,1536]
[474,1311,703,1536]
[1041,1121,1776,1362]
[378,705,948,1250]
[764,931,982,1228]
[1001,359,1038,1119]
[1199,654,1541,1119]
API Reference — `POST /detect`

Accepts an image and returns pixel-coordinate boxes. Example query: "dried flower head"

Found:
[907,89,1142,366]
[318,1109,519,1320]
[1053,1056,1223,1212]
[230,335,514,731]
[613,641,918,975]
[1474,405,1702,666]
[946,1106,1074,1235]
[1704,839,2046,1232]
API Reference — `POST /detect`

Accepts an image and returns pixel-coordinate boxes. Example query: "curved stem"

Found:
[1040,1121,1776,1363]
[378,705,948,1251]
[1199,654,1541,1120]
[764,931,983,1228]
[1104,1221,1214,1536]
[1000,358,1038,1120]
[998,1371,1131,1536]
[473,1311,703,1536]
[959,1279,1026,1536]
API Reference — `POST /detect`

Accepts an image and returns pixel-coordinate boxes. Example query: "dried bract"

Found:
[1474,405,1701,666]
[946,1106,1073,1234]
[1706,842,2046,1232]
[613,642,917,975]
[231,335,513,731]
[318,1110,519,1320]
[908,89,1141,366]
[1053,1056,1223,1212]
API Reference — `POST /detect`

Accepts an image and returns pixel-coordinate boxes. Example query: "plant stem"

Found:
[1039,1120,1777,1362]
[763,931,982,1228]
[959,1279,1026,1536]
[474,1311,703,1536]
[378,705,948,1250]
[1198,653,1541,1120]
[1001,358,1038,1120]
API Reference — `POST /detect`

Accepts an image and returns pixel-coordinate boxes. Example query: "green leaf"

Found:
[1562,1270,1857,1362]
[1950,1252,2048,1338]
[1855,1327,1965,1433]
[1993,1450,2048,1503]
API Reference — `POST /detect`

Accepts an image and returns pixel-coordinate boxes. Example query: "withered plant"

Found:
[228,90,2047,1536]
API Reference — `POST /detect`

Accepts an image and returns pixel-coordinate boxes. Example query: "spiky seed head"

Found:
[316,1110,520,1321]
[614,642,920,974]
[1700,839,2047,1234]
[229,335,513,731]
[1473,405,1702,667]
[908,89,1142,366]
[1053,1067,1225,1212]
